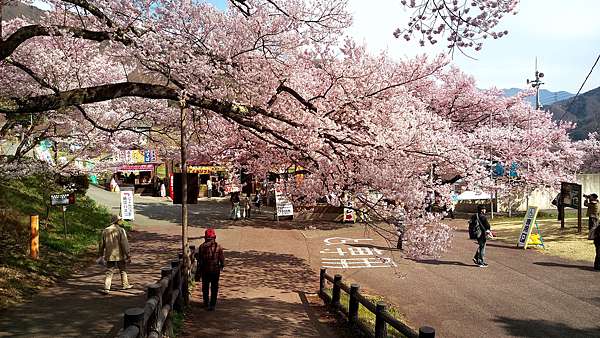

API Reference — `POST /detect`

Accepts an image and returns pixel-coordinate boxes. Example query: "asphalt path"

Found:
[303,223,600,338]
[3,186,599,337]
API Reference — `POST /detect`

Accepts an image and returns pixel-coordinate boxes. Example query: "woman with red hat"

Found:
[197,228,225,310]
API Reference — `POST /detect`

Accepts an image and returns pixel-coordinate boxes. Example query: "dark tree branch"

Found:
[0,24,132,61]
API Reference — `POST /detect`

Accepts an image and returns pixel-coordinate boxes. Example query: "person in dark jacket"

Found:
[471,205,491,267]
[197,228,225,310]
[584,193,600,270]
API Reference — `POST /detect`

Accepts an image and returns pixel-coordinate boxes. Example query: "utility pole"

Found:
[525,58,544,210]
[179,96,190,301]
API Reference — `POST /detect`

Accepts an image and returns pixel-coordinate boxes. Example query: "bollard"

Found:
[374,302,387,338]
[319,268,326,296]
[332,274,342,310]
[419,326,436,338]
[30,215,39,259]
[123,307,145,337]
[348,284,360,326]
[147,283,161,300]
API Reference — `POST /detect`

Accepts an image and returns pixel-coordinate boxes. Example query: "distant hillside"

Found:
[547,86,600,140]
[502,88,574,107]
[2,1,44,21]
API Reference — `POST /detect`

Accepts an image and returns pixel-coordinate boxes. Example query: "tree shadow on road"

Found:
[133,200,354,232]
[409,258,475,267]
[182,249,338,337]
[533,261,596,271]
[493,316,600,338]
[0,230,183,338]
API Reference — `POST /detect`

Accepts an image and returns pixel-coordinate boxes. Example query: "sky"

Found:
[346,0,600,94]
[32,0,600,94]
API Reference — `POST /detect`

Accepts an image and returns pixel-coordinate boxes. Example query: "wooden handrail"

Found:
[319,268,435,338]
[118,246,197,338]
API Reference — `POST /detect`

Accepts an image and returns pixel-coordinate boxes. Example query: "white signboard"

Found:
[517,206,539,248]
[120,190,135,220]
[275,184,294,217]
[320,237,396,269]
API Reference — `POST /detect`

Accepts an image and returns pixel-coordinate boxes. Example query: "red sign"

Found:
[169,173,174,200]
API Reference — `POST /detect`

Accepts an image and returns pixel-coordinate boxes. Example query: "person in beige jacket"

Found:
[99,215,132,294]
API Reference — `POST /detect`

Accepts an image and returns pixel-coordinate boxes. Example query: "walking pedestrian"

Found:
[197,228,225,310]
[98,215,132,294]
[584,193,599,270]
[470,205,491,267]
[230,191,241,220]
[207,178,212,198]
[241,193,251,218]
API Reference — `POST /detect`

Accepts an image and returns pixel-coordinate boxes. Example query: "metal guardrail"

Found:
[319,268,435,338]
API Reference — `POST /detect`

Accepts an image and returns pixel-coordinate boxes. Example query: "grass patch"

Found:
[0,174,112,310]
[324,288,409,337]
[172,310,185,337]
[490,216,595,262]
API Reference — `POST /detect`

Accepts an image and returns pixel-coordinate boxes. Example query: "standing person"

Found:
[241,193,251,218]
[98,215,132,294]
[394,203,406,250]
[206,178,213,198]
[197,228,224,310]
[584,193,599,270]
[470,205,491,267]
[230,191,241,220]
[254,191,262,213]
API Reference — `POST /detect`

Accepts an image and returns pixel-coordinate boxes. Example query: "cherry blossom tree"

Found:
[0,0,581,258]
[395,0,520,54]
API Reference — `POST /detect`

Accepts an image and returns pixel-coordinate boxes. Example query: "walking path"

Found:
[0,186,336,337]
[2,185,599,337]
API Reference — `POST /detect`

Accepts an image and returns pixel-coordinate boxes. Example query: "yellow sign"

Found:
[187,166,226,174]
[517,206,544,249]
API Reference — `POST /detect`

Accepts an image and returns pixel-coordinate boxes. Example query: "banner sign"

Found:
[116,150,158,164]
[275,184,294,217]
[120,190,135,220]
[187,165,226,174]
[517,206,539,249]
[51,193,75,206]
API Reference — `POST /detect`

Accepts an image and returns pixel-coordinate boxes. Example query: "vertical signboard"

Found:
[275,184,294,217]
[517,206,539,249]
[120,188,135,220]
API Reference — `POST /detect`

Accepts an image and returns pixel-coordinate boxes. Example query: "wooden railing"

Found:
[319,268,436,338]
[118,245,197,338]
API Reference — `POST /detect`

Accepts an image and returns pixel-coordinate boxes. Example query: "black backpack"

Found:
[468,215,479,239]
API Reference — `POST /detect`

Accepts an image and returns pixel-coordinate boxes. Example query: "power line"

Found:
[559,53,600,121]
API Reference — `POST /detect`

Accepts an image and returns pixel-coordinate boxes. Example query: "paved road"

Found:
[3,186,599,337]
[303,224,600,338]
[0,186,337,337]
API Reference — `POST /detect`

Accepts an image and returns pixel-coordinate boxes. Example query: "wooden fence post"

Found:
[332,274,342,310]
[161,267,173,306]
[123,307,145,337]
[171,260,183,311]
[419,326,435,338]
[319,268,326,297]
[375,302,387,338]
[147,283,162,335]
[348,283,360,326]
[30,215,39,259]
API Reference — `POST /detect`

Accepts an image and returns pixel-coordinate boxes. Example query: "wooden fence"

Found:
[319,268,436,338]
[119,245,197,338]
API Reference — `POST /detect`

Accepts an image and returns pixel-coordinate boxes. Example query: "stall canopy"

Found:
[456,190,492,201]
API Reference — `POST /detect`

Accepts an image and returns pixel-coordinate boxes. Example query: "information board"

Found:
[560,182,582,209]
[120,189,135,220]
[51,193,75,206]
[517,206,539,249]
[275,184,294,217]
